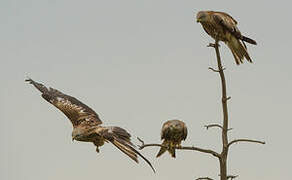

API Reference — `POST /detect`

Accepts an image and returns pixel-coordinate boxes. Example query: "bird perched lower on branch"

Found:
[26,78,155,173]
[196,11,257,65]
[156,120,188,158]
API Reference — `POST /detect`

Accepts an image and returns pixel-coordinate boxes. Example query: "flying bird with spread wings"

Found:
[196,11,257,65]
[156,120,187,158]
[26,78,155,173]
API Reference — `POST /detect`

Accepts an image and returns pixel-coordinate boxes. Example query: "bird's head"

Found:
[196,11,208,23]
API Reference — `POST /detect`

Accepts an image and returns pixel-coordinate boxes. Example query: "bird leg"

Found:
[207,43,216,47]
[207,43,220,48]
[96,146,100,153]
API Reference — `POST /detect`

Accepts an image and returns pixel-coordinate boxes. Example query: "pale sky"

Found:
[1,0,292,180]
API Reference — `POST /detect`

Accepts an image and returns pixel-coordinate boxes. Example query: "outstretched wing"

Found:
[26,78,102,127]
[99,126,155,173]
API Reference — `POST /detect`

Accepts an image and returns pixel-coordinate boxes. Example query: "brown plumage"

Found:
[26,78,155,173]
[156,120,187,158]
[196,11,257,65]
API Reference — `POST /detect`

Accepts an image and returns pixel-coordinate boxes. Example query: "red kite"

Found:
[26,78,155,172]
[197,11,257,65]
[156,120,187,158]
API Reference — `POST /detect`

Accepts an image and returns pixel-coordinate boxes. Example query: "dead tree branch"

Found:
[207,40,264,180]
[137,137,220,158]
[228,139,265,147]
[196,177,214,180]
[219,175,239,180]
[210,40,229,180]
[204,123,223,130]
[204,124,233,131]
[209,67,225,72]
[227,175,238,180]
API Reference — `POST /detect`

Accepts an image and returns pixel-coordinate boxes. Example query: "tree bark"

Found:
[213,40,228,180]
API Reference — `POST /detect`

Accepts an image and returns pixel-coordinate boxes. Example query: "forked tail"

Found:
[103,126,155,173]
[227,36,253,65]
[156,140,176,158]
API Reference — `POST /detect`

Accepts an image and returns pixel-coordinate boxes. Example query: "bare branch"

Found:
[176,146,220,158]
[137,137,145,146]
[227,175,238,180]
[205,124,223,130]
[219,174,238,179]
[137,137,221,158]
[196,177,214,180]
[228,139,266,147]
[223,96,231,101]
[139,143,168,149]
[208,67,220,72]
[213,40,229,180]
[208,67,226,72]
[204,124,233,131]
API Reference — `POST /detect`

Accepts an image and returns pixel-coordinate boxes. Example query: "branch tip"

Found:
[196,177,214,180]
[227,175,239,180]
[204,124,223,130]
[208,67,220,72]
[228,139,266,147]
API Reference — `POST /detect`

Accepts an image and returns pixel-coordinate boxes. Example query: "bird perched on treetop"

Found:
[156,120,188,158]
[196,11,257,65]
[26,78,155,173]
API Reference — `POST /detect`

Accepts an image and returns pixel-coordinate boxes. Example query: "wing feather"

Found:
[182,123,188,141]
[101,127,155,173]
[26,78,102,126]
[212,12,242,40]
[212,12,257,45]
[161,122,171,140]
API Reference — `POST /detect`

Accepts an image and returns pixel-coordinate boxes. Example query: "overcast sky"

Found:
[1,0,292,180]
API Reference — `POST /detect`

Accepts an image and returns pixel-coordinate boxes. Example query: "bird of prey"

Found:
[26,78,155,173]
[156,120,187,158]
[196,11,257,65]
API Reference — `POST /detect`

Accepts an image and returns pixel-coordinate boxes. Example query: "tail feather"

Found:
[109,126,133,146]
[112,139,138,162]
[242,35,257,45]
[156,141,168,158]
[103,127,155,173]
[111,137,155,173]
[156,141,176,158]
[227,37,252,65]
[169,147,176,158]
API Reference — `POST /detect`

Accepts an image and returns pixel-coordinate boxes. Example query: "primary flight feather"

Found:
[26,78,155,173]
